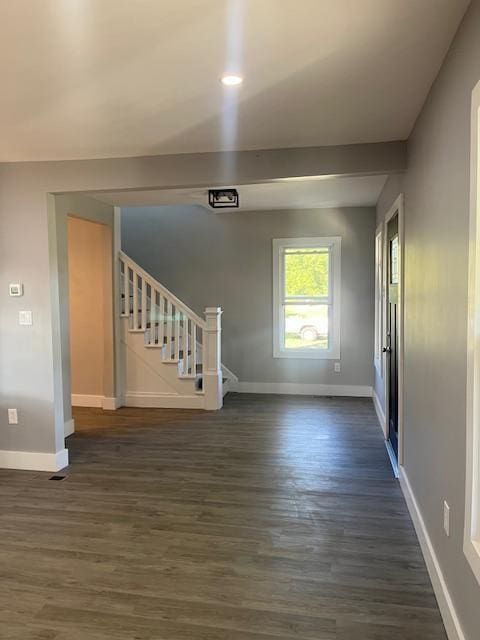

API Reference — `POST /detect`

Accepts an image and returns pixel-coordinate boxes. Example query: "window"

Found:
[273,237,341,359]
[465,80,480,585]
[374,224,383,376]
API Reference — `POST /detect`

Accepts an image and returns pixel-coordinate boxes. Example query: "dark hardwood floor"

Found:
[0,394,446,639]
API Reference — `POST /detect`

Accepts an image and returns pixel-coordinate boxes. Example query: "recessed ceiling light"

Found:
[221,74,243,86]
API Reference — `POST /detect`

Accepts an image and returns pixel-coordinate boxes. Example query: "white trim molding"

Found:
[372,389,387,437]
[465,78,480,585]
[374,222,384,378]
[102,396,122,410]
[64,418,75,437]
[372,390,397,478]
[399,468,466,640]
[384,440,399,478]
[232,381,372,397]
[71,394,122,410]
[0,448,69,472]
[124,391,204,409]
[113,206,125,408]
[383,193,405,466]
[221,363,239,384]
[272,236,341,360]
[72,394,103,408]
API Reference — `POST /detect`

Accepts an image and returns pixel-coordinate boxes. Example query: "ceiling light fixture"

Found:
[221,74,243,86]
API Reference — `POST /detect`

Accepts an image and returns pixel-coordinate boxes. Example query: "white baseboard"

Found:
[124,391,204,409]
[384,439,399,478]
[102,396,122,410]
[0,448,69,472]
[231,381,373,397]
[64,418,75,437]
[373,389,387,436]
[72,394,103,408]
[399,467,465,640]
[71,394,122,410]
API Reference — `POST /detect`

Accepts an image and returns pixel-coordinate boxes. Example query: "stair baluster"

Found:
[132,271,138,329]
[149,286,156,345]
[141,277,147,331]
[118,252,226,409]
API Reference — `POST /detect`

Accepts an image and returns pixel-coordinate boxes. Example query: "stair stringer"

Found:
[121,319,205,409]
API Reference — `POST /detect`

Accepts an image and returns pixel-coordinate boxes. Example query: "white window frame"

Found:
[272,236,341,360]
[465,79,480,585]
[374,223,384,377]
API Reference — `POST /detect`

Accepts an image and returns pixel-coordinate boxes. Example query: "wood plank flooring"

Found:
[0,394,446,639]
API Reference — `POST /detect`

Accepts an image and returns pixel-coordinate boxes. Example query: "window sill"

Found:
[274,348,340,360]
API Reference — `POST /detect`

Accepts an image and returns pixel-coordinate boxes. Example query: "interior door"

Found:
[385,214,399,458]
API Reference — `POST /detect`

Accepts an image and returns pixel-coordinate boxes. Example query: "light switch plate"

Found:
[9,283,23,297]
[19,310,32,326]
[8,408,18,425]
[443,501,450,537]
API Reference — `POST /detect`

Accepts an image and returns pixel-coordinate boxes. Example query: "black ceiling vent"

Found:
[208,188,239,209]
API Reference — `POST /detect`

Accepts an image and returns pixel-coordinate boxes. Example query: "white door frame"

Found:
[374,222,384,381]
[464,79,480,584]
[113,206,125,407]
[383,194,405,467]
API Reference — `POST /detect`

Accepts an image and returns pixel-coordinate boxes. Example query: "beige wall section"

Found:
[68,216,113,400]
[53,194,115,427]
[375,2,480,637]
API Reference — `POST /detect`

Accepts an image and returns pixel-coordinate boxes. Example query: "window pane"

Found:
[284,304,329,350]
[390,235,399,284]
[284,249,329,298]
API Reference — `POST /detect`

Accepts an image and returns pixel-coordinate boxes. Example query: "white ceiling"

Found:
[95,175,388,210]
[0,0,469,162]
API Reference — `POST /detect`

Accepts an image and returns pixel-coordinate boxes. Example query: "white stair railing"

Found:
[119,251,223,409]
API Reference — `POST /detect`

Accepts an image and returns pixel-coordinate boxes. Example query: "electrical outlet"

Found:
[7,408,18,425]
[443,501,450,537]
[334,362,341,373]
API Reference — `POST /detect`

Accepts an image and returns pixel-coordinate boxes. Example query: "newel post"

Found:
[203,307,223,410]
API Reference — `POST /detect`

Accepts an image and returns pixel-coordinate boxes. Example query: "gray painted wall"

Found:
[376,2,480,637]
[121,205,376,388]
[1,4,479,628]
[0,142,400,456]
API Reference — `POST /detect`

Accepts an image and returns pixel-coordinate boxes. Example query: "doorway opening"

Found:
[383,195,404,467]
[48,192,121,451]
[67,215,114,424]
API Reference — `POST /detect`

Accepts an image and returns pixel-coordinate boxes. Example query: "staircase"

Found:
[119,251,236,410]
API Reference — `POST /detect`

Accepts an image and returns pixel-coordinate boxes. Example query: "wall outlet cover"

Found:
[8,408,18,425]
